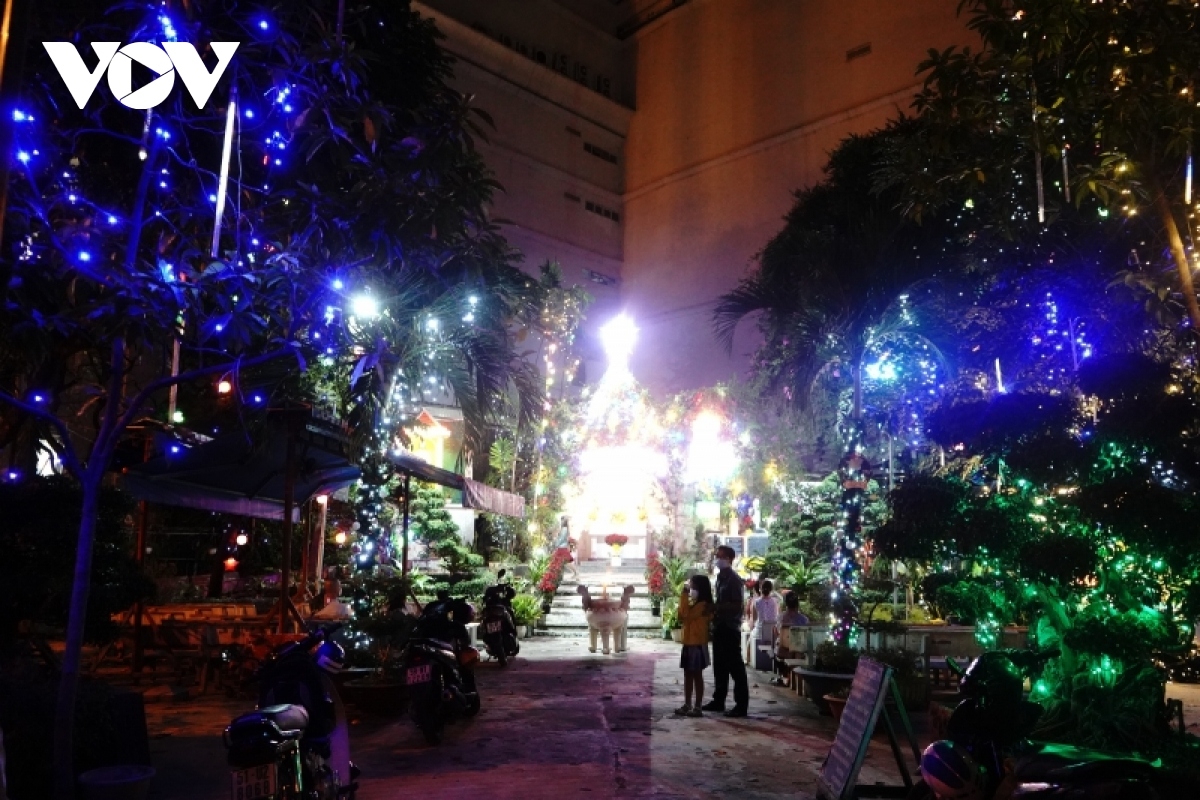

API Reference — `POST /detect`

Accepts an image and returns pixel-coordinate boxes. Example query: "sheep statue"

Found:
[577,584,634,654]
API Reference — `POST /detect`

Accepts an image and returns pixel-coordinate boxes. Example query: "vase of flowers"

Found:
[605,533,629,567]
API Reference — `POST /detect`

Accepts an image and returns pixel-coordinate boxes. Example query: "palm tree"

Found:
[713,128,954,640]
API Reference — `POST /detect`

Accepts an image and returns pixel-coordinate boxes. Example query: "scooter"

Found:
[480,568,520,666]
[912,649,1159,799]
[402,591,481,745]
[223,624,358,800]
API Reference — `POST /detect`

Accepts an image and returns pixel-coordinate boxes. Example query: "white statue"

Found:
[577,585,634,654]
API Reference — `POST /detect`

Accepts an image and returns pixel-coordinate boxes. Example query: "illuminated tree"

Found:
[875,353,1200,754]
[714,129,956,642]
[883,0,1200,328]
[2,1,538,792]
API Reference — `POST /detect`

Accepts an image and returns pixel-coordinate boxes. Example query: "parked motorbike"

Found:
[480,568,520,666]
[911,649,1159,799]
[223,624,359,800]
[402,591,481,744]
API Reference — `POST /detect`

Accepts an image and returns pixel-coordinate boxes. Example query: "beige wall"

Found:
[414,2,630,380]
[415,1,971,396]
[621,0,969,394]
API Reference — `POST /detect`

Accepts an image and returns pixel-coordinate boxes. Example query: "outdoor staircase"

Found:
[542,558,666,635]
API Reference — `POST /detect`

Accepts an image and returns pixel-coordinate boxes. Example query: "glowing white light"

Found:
[685,410,738,485]
[600,315,637,370]
[864,361,897,381]
[350,294,380,320]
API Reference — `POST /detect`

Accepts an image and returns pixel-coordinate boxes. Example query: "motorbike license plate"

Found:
[230,764,277,800]
[486,621,502,634]
[407,664,433,685]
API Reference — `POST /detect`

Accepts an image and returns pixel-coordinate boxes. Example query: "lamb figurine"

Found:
[577,584,635,654]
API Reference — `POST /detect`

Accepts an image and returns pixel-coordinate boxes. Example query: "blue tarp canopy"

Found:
[120,414,360,520]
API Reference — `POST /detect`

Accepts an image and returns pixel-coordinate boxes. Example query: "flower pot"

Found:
[670,628,683,643]
[797,670,855,716]
[824,694,849,725]
[78,766,156,800]
[611,554,622,567]
[662,626,673,640]
[341,677,407,715]
[650,600,662,617]
[520,624,534,639]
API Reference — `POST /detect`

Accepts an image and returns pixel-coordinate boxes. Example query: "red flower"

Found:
[644,553,669,598]
[604,533,629,547]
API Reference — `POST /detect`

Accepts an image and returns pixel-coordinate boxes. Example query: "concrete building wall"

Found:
[414,1,631,377]
[415,0,971,395]
[621,0,969,394]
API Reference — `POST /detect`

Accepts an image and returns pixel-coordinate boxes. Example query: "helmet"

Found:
[921,740,984,799]
[315,640,346,674]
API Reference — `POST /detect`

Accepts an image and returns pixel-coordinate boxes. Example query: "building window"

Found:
[565,126,582,137]
[584,142,618,165]
[563,192,581,203]
[846,43,872,61]
[585,200,620,222]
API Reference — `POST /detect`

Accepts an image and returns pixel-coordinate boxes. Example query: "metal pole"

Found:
[279,422,296,634]
[168,88,236,422]
[401,473,411,578]
[313,495,329,586]
[132,432,153,672]
[298,498,312,600]
[132,498,149,673]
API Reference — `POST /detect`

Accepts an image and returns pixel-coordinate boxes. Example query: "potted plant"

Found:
[645,554,668,616]
[537,550,568,614]
[802,641,860,715]
[605,533,629,566]
[661,602,680,641]
[823,684,852,725]
[511,593,541,638]
[869,646,926,711]
[341,610,417,715]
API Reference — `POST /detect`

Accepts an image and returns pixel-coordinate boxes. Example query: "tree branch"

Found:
[102,344,302,455]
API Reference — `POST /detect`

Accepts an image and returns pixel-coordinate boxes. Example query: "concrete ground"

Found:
[145,636,934,800]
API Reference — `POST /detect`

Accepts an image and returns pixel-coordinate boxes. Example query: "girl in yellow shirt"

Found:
[675,575,714,717]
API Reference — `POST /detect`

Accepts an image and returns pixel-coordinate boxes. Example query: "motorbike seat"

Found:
[1015,743,1155,783]
[248,704,309,737]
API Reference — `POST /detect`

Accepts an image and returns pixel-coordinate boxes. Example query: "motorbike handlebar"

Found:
[946,647,1061,680]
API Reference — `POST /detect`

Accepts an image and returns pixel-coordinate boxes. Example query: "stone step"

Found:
[542,607,664,630]
[554,582,650,597]
[551,595,659,611]
[569,568,651,580]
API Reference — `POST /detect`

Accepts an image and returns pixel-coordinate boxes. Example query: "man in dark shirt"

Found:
[701,545,749,716]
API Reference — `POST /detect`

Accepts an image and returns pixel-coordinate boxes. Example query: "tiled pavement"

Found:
[144,636,1200,799]
[145,636,931,799]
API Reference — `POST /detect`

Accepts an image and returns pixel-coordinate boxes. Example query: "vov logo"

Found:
[43,41,240,110]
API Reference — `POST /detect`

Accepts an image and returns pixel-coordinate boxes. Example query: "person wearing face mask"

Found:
[702,545,749,717]
[674,575,714,717]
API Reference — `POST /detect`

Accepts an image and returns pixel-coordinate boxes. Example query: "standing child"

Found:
[675,575,714,717]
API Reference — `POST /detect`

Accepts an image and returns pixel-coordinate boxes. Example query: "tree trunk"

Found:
[51,469,103,800]
[1152,189,1200,331]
